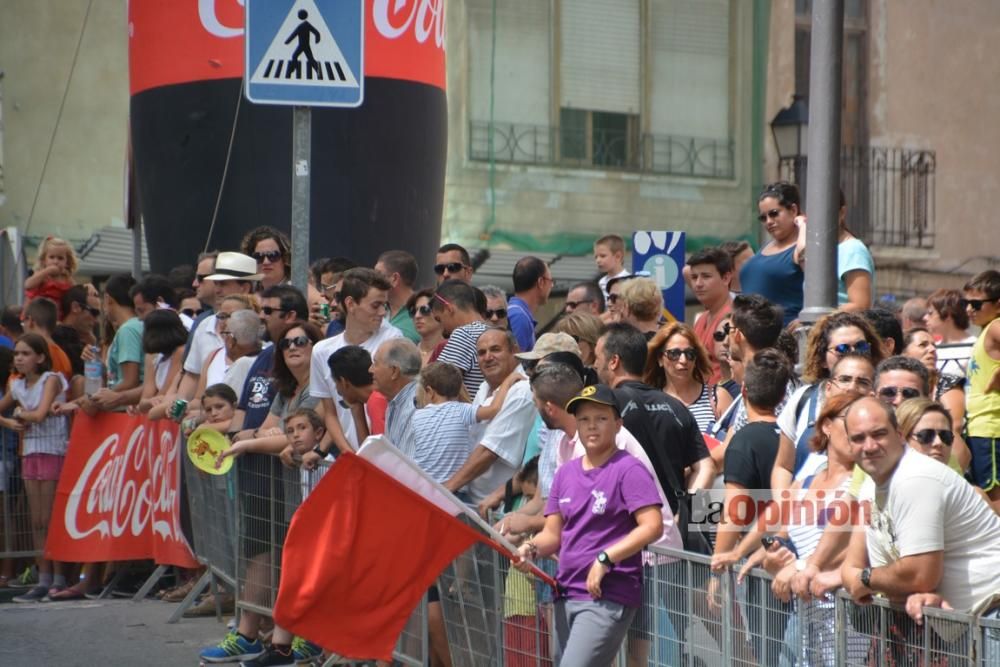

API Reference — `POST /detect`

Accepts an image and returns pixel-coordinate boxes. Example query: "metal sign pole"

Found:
[291,106,311,292]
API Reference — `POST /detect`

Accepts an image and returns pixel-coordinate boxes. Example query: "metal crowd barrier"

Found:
[437,542,1000,667]
[0,438,37,563]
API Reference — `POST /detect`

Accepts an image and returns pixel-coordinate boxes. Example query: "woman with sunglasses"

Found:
[772,312,884,491]
[643,323,727,433]
[902,327,969,465]
[405,288,444,367]
[739,182,805,327]
[241,225,291,291]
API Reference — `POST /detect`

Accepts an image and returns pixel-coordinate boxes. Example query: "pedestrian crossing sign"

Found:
[245,0,364,107]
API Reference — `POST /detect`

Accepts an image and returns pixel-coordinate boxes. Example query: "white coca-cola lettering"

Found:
[199,0,245,39]
[373,0,446,49]
[64,423,186,547]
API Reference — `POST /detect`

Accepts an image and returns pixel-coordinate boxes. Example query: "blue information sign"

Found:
[631,231,686,322]
[245,0,364,107]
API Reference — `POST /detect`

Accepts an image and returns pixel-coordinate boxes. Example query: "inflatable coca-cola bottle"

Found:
[128,0,446,275]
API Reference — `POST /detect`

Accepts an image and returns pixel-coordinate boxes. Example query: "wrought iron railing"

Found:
[779,146,936,249]
[469,120,735,179]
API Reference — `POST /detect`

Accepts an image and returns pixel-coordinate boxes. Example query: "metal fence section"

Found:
[468,120,735,179]
[0,435,40,561]
[182,453,238,586]
[779,145,937,250]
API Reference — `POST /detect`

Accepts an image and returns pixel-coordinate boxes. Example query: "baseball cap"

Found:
[515,332,581,361]
[565,384,621,416]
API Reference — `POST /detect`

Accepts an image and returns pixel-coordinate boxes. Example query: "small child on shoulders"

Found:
[24,237,78,318]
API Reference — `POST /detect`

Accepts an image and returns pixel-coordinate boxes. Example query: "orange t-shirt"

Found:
[48,341,74,383]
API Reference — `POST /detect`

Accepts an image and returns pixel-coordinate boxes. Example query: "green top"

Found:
[108,317,145,388]
[390,307,420,344]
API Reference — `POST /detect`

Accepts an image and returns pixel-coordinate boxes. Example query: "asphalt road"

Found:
[0,595,226,666]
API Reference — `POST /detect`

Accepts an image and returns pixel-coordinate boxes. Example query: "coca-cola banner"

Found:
[45,413,198,568]
[129,0,446,95]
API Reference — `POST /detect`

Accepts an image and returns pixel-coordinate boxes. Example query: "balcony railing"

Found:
[779,146,936,249]
[469,120,735,179]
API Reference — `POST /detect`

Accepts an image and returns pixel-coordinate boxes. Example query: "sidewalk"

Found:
[0,596,225,666]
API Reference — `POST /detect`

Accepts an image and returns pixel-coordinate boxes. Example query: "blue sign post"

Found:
[244,0,365,291]
[632,231,686,322]
[245,0,364,108]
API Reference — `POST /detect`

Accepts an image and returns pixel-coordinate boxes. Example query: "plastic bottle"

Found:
[84,347,103,396]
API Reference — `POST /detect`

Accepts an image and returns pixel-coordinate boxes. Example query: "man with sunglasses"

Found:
[963,270,1000,505]
[374,250,421,344]
[874,356,929,408]
[563,281,605,317]
[434,243,474,285]
[54,285,101,376]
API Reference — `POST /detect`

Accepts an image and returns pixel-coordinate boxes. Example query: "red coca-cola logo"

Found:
[130,0,446,95]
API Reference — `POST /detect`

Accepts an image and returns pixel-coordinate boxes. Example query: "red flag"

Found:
[273,451,488,661]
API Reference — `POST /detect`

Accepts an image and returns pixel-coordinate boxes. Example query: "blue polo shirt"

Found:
[507,295,536,352]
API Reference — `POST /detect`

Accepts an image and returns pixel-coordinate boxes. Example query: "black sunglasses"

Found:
[409,304,432,317]
[433,262,468,275]
[664,347,696,361]
[215,312,232,321]
[960,297,997,311]
[607,293,620,304]
[828,341,871,357]
[181,308,204,318]
[279,335,311,350]
[564,300,593,310]
[252,250,282,263]
[877,386,921,401]
[485,308,507,320]
[261,306,285,316]
[757,208,782,223]
[911,428,955,446]
[713,323,732,342]
[195,273,210,283]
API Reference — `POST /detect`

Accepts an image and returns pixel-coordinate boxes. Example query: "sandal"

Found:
[48,587,86,601]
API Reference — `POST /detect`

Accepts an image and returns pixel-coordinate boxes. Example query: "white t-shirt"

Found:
[866,448,1000,613]
[935,335,977,377]
[465,378,536,504]
[776,382,828,481]
[309,320,402,448]
[183,314,222,374]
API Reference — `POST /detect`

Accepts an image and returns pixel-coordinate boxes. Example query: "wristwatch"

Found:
[312,445,328,458]
[859,566,872,589]
[597,551,615,570]
[794,559,808,572]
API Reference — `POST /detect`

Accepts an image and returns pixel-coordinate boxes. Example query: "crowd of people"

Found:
[1,180,1000,666]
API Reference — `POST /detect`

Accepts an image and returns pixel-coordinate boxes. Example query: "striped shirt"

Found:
[410,401,478,483]
[386,381,418,456]
[11,372,69,457]
[437,320,489,397]
[936,336,976,377]
[682,383,717,433]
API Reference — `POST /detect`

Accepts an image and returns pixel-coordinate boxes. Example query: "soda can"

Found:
[319,303,330,320]
[170,399,189,422]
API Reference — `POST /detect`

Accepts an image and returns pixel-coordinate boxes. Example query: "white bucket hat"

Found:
[204,251,264,282]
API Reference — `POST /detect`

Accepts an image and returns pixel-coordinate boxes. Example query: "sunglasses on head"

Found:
[261,306,285,316]
[960,297,997,311]
[279,335,311,350]
[181,308,204,318]
[828,341,872,356]
[757,208,782,223]
[911,428,955,447]
[877,386,921,401]
[713,323,732,342]
[486,308,507,320]
[433,262,468,275]
[664,347,696,361]
[252,250,282,263]
[409,304,433,317]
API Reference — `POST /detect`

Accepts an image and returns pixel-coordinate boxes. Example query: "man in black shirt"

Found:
[594,322,714,512]
[711,348,792,666]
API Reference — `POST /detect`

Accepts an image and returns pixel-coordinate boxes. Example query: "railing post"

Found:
[720,572,733,665]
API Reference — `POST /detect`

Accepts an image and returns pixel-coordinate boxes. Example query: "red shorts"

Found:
[22,454,64,481]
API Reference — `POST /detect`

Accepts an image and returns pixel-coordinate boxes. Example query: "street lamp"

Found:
[771,95,809,186]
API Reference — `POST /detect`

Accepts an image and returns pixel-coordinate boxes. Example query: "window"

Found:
[468,0,734,178]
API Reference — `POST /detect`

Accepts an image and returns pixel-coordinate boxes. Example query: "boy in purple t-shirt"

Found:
[517,384,662,666]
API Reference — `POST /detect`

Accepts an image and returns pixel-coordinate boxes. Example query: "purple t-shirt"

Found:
[544,449,661,607]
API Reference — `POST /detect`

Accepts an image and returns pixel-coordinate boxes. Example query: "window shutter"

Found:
[649,0,730,139]
[560,0,641,114]
[468,0,551,126]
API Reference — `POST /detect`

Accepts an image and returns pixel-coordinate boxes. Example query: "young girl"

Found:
[0,333,69,601]
[24,237,78,318]
[182,383,238,437]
